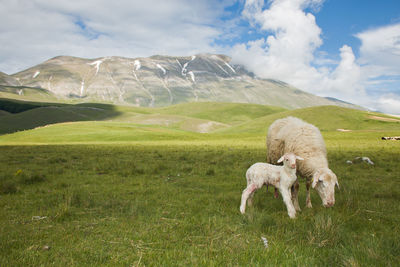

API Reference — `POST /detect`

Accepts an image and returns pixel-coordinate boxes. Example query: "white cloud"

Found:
[356,23,400,77]
[374,94,400,114]
[355,23,400,97]
[355,24,400,114]
[324,45,362,96]
[231,0,364,99]
[231,0,400,114]
[0,0,234,74]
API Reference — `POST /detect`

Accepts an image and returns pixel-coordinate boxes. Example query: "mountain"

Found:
[0,71,19,86]
[2,54,361,109]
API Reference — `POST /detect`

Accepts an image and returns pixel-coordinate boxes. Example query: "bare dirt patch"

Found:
[197,121,227,133]
[368,115,400,122]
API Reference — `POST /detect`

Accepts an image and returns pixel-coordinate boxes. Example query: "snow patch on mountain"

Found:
[80,80,85,96]
[176,59,183,69]
[156,64,166,75]
[32,71,40,78]
[134,60,141,71]
[89,60,103,75]
[224,62,236,73]
[181,56,196,76]
[215,63,230,76]
[188,71,195,83]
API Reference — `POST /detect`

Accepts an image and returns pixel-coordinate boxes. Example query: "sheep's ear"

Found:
[312,177,318,188]
[296,156,304,161]
[335,181,340,190]
[277,156,284,163]
[312,172,320,188]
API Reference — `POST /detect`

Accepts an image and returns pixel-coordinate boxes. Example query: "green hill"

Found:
[0,121,200,145]
[0,100,399,145]
[0,110,10,116]
[0,85,58,102]
[222,105,400,134]
[0,101,123,134]
[0,99,286,135]
[158,102,286,125]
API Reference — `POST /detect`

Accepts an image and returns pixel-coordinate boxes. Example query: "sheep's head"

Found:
[312,168,339,207]
[277,153,304,169]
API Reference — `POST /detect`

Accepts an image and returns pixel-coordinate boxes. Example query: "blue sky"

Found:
[1,0,399,114]
[317,0,400,56]
[219,0,399,57]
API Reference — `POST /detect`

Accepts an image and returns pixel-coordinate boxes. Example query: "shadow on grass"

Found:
[0,98,123,135]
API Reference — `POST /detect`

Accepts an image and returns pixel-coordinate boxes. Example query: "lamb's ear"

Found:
[296,156,304,161]
[335,181,340,190]
[277,156,285,163]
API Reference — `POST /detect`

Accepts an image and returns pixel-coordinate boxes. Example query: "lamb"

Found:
[240,153,304,218]
[266,116,339,210]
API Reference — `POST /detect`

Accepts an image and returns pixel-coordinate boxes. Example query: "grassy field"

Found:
[0,101,400,266]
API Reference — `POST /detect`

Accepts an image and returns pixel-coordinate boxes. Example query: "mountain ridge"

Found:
[1,54,363,110]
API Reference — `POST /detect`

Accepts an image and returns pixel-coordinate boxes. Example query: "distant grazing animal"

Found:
[382,136,400,140]
[240,153,304,218]
[266,116,339,209]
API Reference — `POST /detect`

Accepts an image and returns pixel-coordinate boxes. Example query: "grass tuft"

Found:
[19,173,46,185]
[206,168,215,176]
[0,180,18,194]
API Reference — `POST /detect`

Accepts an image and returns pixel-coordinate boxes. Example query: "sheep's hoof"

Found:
[306,202,313,208]
[294,204,301,212]
[240,207,245,214]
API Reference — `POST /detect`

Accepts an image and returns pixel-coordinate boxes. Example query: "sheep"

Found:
[266,116,339,210]
[240,153,304,218]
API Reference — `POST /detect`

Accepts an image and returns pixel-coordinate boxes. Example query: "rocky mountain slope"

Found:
[1,54,360,109]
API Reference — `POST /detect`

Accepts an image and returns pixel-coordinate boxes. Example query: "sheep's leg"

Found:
[306,179,313,208]
[280,187,296,218]
[274,187,279,198]
[291,180,301,212]
[240,184,258,214]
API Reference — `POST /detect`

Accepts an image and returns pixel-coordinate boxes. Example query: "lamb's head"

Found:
[277,153,304,169]
[312,168,339,207]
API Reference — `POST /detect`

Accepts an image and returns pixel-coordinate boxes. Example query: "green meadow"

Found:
[0,100,399,266]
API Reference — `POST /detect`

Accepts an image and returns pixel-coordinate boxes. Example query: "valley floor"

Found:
[0,134,399,266]
[1,101,399,265]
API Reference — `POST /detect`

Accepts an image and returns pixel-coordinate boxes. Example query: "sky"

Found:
[1,0,400,114]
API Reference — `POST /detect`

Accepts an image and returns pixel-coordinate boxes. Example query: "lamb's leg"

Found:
[291,180,301,212]
[280,187,296,218]
[306,179,313,208]
[266,185,279,198]
[240,184,257,214]
[247,190,255,206]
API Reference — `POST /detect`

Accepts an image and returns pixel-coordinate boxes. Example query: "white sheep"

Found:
[240,153,304,218]
[266,116,339,210]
